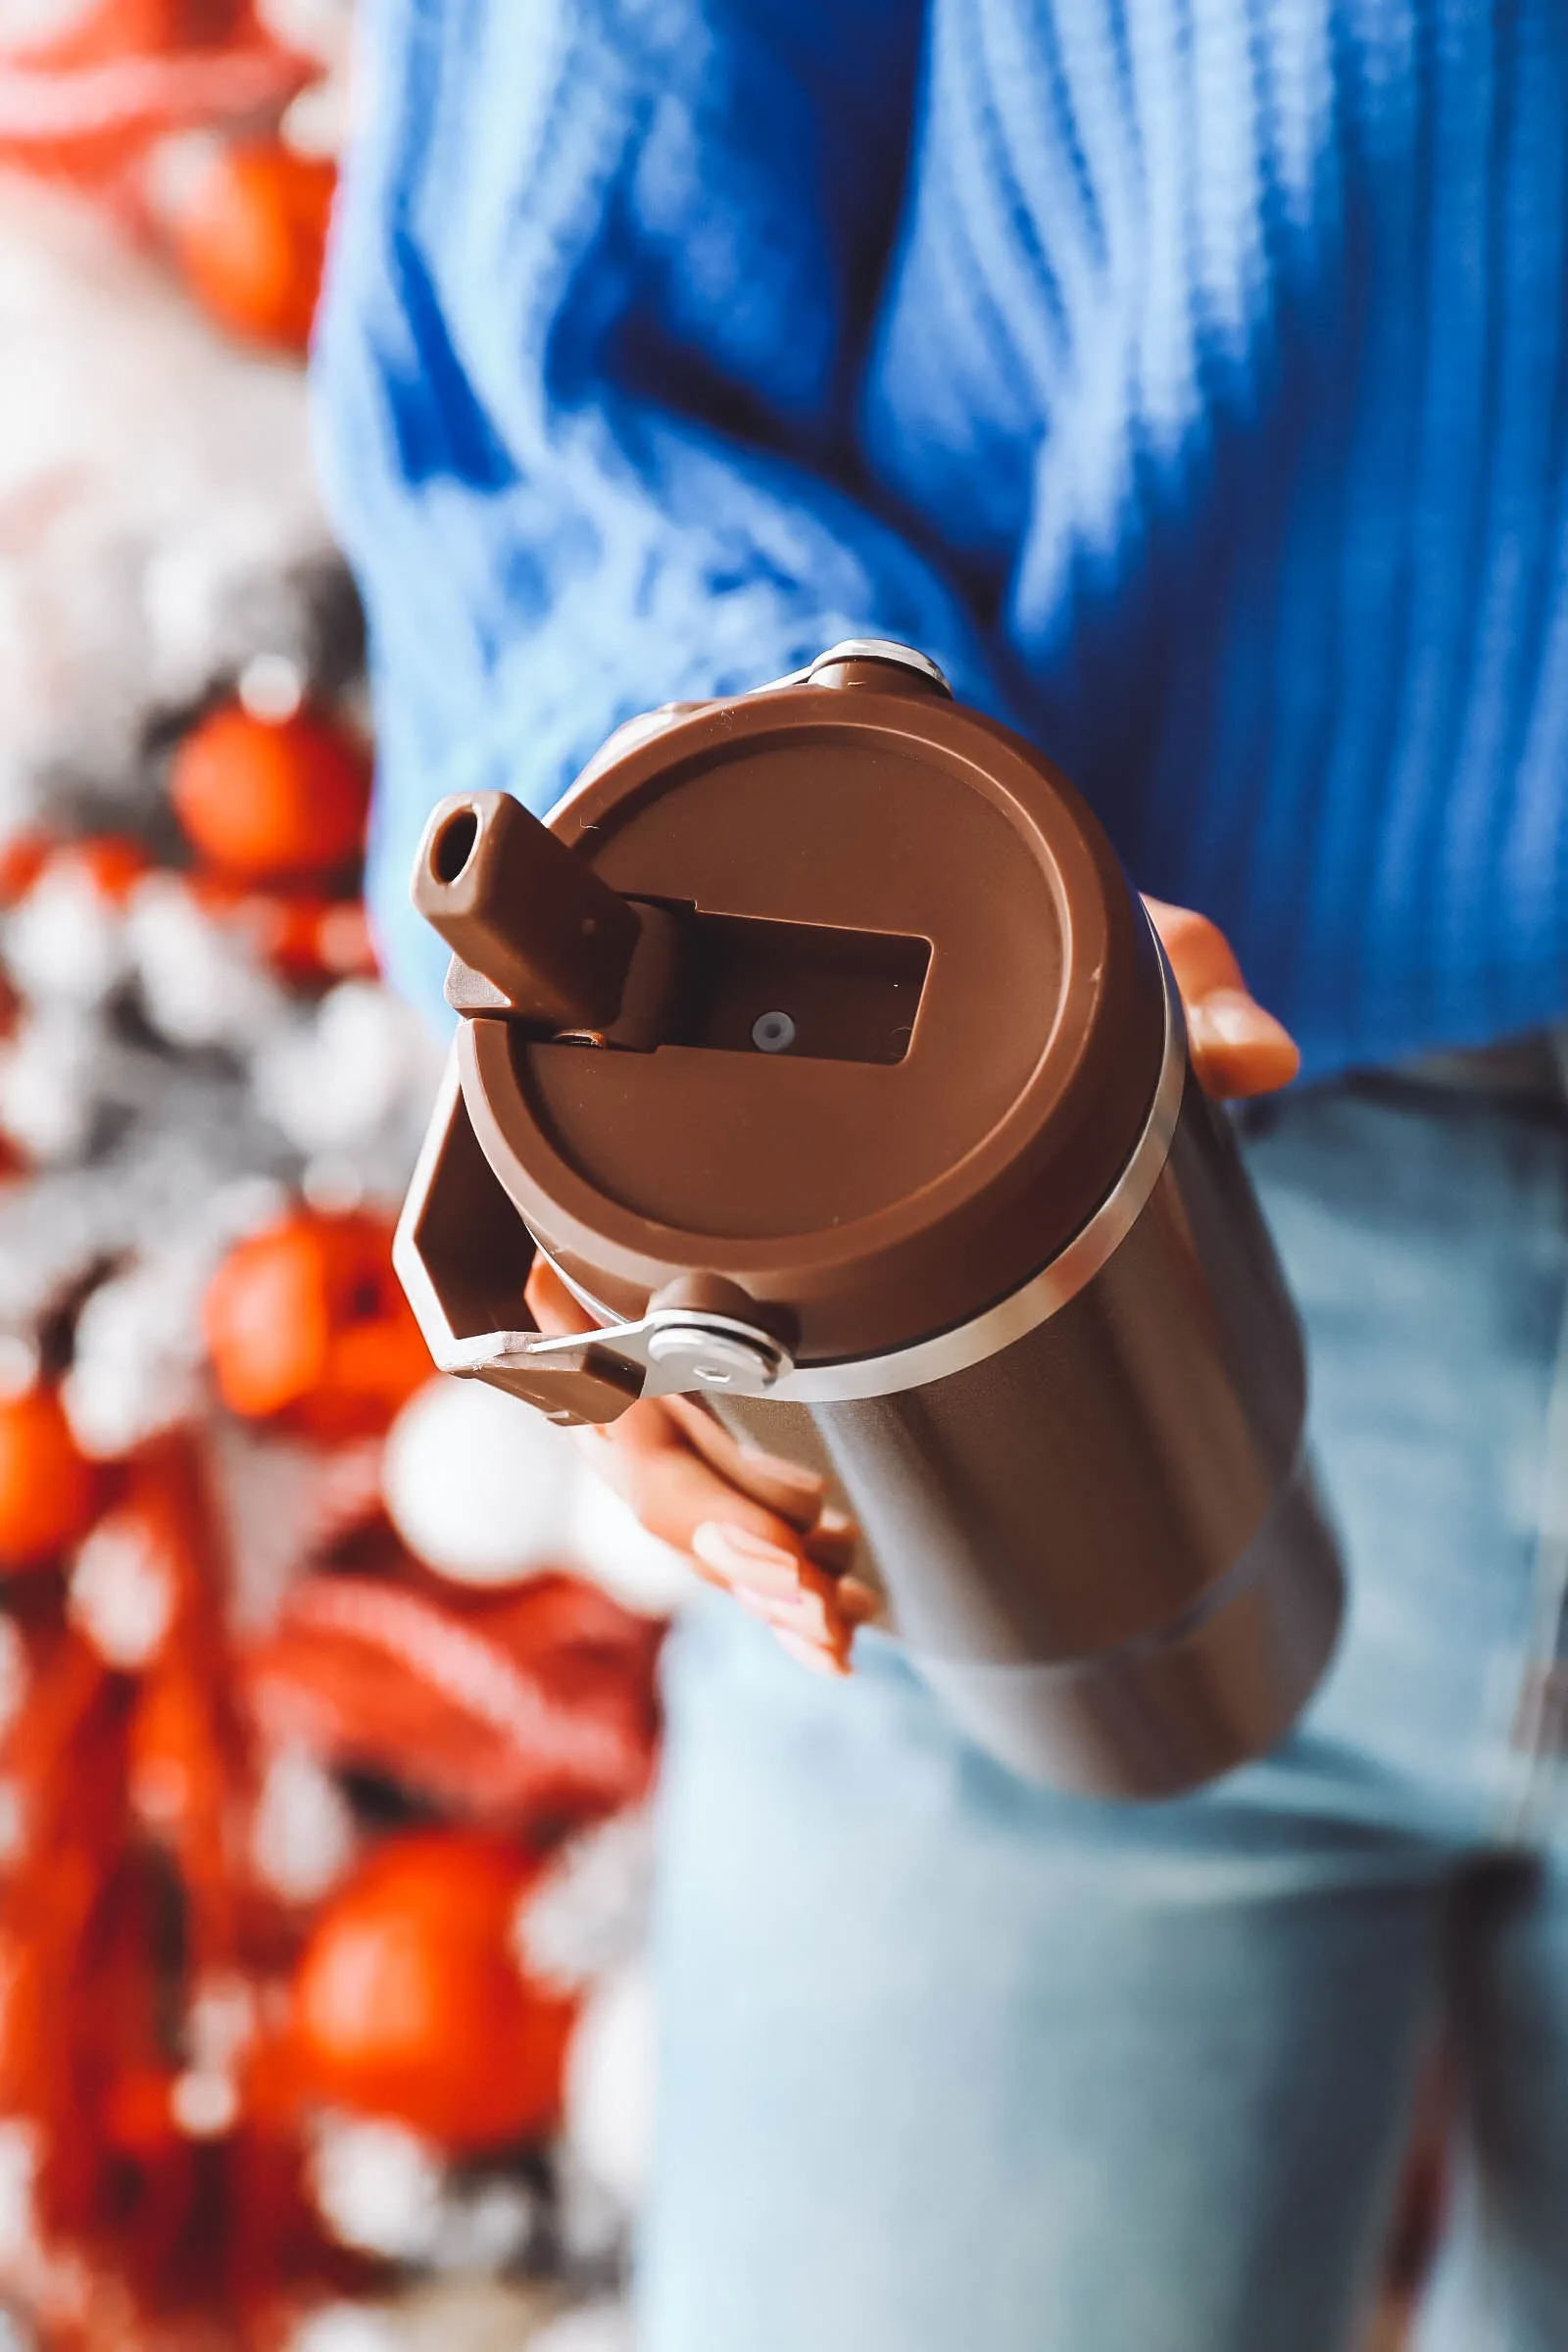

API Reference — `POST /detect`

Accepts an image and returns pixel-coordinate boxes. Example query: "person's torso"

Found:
[860,0,1568,1071]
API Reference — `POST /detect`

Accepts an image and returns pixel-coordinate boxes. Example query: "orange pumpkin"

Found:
[0,831,53,906]
[290,1831,577,2151]
[171,703,369,886]
[169,138,336,355]
[0,1386,100,1574]
[203,1210,430,1440]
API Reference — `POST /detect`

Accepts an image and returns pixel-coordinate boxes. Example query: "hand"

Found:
[1146,898,1299,1098]
[527,898,1298,1675]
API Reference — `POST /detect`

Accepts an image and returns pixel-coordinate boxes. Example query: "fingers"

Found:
[525,1255,598,1339]
[1143,896,1300,1100]
[595,1408,869,1670]
[801,1504,860,1578]
[1185,992,1299,1099]
[689,1522,876,1672]
[662,1395,826,1531]
[595,1404,812,1559]
[524,1256,868,1671]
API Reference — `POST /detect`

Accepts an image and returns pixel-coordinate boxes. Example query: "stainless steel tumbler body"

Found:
[396,642,1345,1796]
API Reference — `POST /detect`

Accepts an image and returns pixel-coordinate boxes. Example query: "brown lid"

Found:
[412,648,1166,1365]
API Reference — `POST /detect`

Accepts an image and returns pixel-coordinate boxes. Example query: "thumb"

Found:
[1143,897,1299,1101]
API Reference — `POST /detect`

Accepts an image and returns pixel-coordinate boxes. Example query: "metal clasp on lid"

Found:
[753,641,953,697]
[443,1300,792,1409]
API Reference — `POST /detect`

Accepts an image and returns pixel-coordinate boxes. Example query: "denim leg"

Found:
[1247,1082,1568,2352]
[1415,1844,1568,2350]
[642,1608,1447,2352]
[639,1079,1568,2352]
[1238,1082,1568,1826]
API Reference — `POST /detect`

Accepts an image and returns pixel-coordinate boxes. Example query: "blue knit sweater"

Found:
[317,0,1568,1077]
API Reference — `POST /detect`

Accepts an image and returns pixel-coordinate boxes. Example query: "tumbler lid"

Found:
[410,646,1166,1367]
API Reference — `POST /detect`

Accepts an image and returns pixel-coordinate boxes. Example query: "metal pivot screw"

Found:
[752,1010,796,1054]
[643,1320,785,1395]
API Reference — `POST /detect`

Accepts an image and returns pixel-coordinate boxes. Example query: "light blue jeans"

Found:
[643,1071,1568,2351]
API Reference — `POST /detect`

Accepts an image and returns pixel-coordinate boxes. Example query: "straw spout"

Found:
[413,789,643,1032]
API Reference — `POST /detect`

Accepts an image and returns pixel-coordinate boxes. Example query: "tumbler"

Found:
[394,641,1344,1796]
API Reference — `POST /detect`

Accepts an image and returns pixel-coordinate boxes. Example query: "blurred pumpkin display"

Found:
[188,876,377,989]
[163,137,336,353]
[290,1832,578,2153]
[245,1570,663,1834]
[170,703,370,885]
[0,3,317,195]
[0,56,665,2345]
[203,1209,431,1439]
[0,1387,100,1575]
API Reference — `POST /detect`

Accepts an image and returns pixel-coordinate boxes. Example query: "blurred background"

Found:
[0,6,1459,2349]
[0,5,690,2345]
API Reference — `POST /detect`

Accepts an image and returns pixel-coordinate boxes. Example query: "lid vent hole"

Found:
[432,808,479,884]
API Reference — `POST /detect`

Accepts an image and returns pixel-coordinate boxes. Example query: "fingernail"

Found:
[730,1585,788,1627]
[692,1522,802,1595]
[769,1586,835,1640]
[730,1580,835,1642]
[773,1630,848,1678]
[1189,989,1294,1052]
